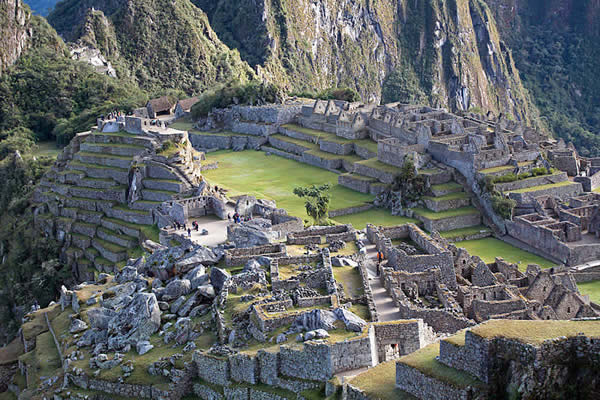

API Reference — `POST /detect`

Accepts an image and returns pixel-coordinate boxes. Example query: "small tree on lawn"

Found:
[293,184,331,225]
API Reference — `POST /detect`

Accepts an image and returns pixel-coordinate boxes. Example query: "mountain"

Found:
[193,0,537,123]
[0,0,32,75]
[47,0,256,93]
[484,0,600,155]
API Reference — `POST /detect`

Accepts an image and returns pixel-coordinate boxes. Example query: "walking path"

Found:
[179,205,235,247]
[362,242,403,322]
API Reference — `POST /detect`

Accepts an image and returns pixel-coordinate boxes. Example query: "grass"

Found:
[398,342,485,389]
[32,140,62,159]
[430,182,463,192]
[471,320,600,345]
[508,181,578,194]
[455,238,556,270]
[577,280,600,304]
[355,158,400,174]
[189,130,253,137]
[169,120,194,131]
[94,237,127,253]
[423,192,469,202]
[333,265,364,299]
[412,206,479,220]
[203,150,373,220]
[479,165,514,174]
[350,360,417,400]
[350,303,371,322]
[102,217,159,242]
[594,187,600,193]
[77,151,133,160]
[444,330,466,347]
[0,337,24,365]
[441,225,491,239]
[332,208,419,230]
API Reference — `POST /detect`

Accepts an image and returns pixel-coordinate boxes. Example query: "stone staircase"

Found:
[265,124,394,195]
[33,131,195,279]
[412,171,485,237]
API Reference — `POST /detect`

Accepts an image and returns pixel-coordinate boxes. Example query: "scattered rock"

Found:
[136,340,154,355]
[70,319,88,334]
[210,268,231,293]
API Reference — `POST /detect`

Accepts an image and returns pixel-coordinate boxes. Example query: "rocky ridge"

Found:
[0,0,32,75]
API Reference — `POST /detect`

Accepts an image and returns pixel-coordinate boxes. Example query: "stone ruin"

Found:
[367,223,599,334]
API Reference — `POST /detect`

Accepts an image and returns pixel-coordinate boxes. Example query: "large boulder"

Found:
[107,292,161,350]
[227,218,278,248]
[87,308,117,330]
[165,279,191,300]
[293,309,337,332]
[116,266,138,283]
[184,265,208,289]
[210,268,231,292]
[333,308,367,332]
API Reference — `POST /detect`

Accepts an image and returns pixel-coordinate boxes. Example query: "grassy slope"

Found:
[350,360,417,400]
[455,238,556,270]
[471,320,600,345]
[203,150,373,220]
[577,280,600,304]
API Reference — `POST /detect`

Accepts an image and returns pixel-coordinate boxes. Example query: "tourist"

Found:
[227,213,231,222]
[187,228,191,237]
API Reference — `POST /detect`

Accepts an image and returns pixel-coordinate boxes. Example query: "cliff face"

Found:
[0,0,32,75]
[48,0,256,92]
[195,0,536,121]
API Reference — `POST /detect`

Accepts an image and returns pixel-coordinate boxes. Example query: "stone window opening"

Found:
[483,293,487,300]
[547,316,550,320]
[543,286,546,292]
[567,307,571,313]
[493,292,497,299]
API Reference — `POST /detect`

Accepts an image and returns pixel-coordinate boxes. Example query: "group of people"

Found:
[100,110,123,121]
[149,119,168,128]
[228,212,251,224]
[171,221,200,237]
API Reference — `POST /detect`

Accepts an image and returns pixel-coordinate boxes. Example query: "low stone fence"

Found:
[495,172,568,192]
[508,182,583,204]
[328,203,373,218]
[224,244,287,266]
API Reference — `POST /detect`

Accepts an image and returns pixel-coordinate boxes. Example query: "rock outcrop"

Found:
[0,0,32,75]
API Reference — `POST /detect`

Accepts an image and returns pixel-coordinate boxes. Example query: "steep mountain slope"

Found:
[485,0,600,155]
[48,0,256,93]
[194,0,537,122]
[0,0,32,75]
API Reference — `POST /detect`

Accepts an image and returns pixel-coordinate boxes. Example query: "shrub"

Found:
[492,195,516,220]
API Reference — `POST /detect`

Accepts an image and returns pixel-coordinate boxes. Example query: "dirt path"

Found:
[363,243,404,322]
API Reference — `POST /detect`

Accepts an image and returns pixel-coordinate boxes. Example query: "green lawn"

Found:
[454,238,556,270]
[333,208,419,229]
[471,319,600,344]
[32,141,62,159]
[412,206,479,220]
[203,150,374,220]
[508,181,578,194]
[350,360,417,400]
[577,280,600,304]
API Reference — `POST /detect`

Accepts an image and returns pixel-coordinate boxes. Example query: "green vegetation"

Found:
[441,225,490,240]
[191,81,283,117]
[202,151,373,220]
[332,264,364,299]
[398,342,485,389]
[491,195,516,220]
[333,208,419,230]
[471,320,600,345]
[356,158,400,174]
[456,238,556,270]
[350,359,417,400]
[577,280,600,305]
[293,184,331,225]
[290,87,360,102]
[413,206,479,220]
[423,192,469,202]
[390,159,427,205]
[489,168,554,185]
[508,181,578,194]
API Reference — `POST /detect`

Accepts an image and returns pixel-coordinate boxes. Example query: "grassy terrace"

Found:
[398,342,485,389]
[413,206,479,220]
[441,225,490,239]
[423,192,469,202]
[455,238,556,270]
[332,209,420,229]
[203,151,374,220]
[189,129,254,137]
[350,360,417,400]
[479,161,533,174]
[103,217,159,242]
[431,182,462,192]
[508,181,578,194]
[282,123,379,154]
[577,280,600,304]
[69,160,128,172]
[355,158,400,174]
[77,151,134,160]
[471,320,600,345]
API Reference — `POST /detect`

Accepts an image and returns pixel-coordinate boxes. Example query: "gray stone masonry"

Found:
[494,172,568,192]
[417,212,481,232]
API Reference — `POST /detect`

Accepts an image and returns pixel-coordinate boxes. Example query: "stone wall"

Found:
[232,121,278,137]
[508,182,583,204]
[574,170,600,192]
[494,172,568,192]
[232,105,302,124]
[395,361,475,400]
[193,352,230,386]
[328,203,373,218]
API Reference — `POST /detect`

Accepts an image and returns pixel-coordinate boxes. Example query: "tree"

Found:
[293,184,331,225]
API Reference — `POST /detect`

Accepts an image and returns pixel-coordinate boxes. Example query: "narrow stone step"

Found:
[78,177,120,189]
[85,247,100,261]
[96,226,138,248]
[419,168,453,185]
[413,206,481,232]
[92,238,128,263]
[338,173,377,194]
[430,182,463,197]
[71,233,91,250]
[130,200,163,211]
[100,218,142,239]
[67,160,129,184]
[141,189,175,202]
[268,134,317,156]
[69,185,127,203]
[142,178,183,192]
[72,221,98,238]
[104,205,154,225]
[74,152,133,170]
[94,256,116,273]
[423,192,471,212]
[80,142,148,157]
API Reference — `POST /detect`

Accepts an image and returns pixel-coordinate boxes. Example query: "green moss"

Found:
[412,206,479,220]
